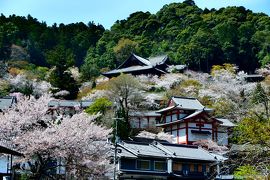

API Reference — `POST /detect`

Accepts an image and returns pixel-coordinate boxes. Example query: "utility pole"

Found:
[113,117,123,180]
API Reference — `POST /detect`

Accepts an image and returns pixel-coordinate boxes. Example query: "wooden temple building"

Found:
[156,97,235,146]
[102,54,172,78]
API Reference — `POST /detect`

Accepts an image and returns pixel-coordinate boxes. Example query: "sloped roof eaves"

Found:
[172,97,205,110]
[217,118,236,127]
[162,145,216,161]
[156,111,202,127]
[133,54,151,66]
[117,146,138,158]
[119,141,217,162]
[102,65,154,75]
[119,142,170,158]
[156,110,220,127]
[156,118,185,127]
[156,106,177,113]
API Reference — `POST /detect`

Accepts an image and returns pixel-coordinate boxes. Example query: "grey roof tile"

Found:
[172,97,205,110]
[0,96,16,110]
[216,118,236,127]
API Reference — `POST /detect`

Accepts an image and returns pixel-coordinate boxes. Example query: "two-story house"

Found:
[116,140,222,179]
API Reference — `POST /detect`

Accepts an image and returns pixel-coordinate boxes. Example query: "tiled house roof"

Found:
[0,96,17,111]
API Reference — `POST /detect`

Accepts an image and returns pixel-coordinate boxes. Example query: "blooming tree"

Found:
[0,94,112,179]
[136,130,173,143]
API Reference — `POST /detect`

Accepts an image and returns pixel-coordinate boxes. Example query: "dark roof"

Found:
[0,145,23,156]
[102,54,170,77]
[117,140,218,162]
[0,96,17,110]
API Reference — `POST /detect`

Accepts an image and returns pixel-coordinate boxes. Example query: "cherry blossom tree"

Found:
[136,130,173,143]
[0,94,112,179]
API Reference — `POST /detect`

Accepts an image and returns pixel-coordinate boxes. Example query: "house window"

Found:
[198,164,202,172]
[194,164,198,172]
[173,162,182,171]
[172,114,177,121]
[154,161,166,171]
[202,164,209,172]
[136,160,150,170]
[166,115,171,123]
[183,164,190,175]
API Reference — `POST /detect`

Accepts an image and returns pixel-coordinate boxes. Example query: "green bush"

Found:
[85,97,112,115]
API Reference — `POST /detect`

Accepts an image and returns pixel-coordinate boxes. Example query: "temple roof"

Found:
[172,96,205,110]
[102,65,153,75]
[156,96,213,113]
[102,54,170,77]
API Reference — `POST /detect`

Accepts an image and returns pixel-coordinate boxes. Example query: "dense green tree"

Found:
[0,22,18,61]
[46,45,79,99]
[252,83,270,118]
[107,74,143,139]
[113,38,138,63]
[1,1,270,75]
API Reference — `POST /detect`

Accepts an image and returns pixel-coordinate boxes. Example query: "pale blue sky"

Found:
[0,0,269,29]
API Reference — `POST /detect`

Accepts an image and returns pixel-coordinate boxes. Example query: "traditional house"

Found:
[115,140,221,179]
[156,97,235,146]
[48,100,92,117]
[102,54,173,78]
[129,111,161,129]
[0,96,17,112]
[0,145,23,179]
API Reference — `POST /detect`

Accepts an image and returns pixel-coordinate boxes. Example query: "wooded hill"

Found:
[1,0,270,78]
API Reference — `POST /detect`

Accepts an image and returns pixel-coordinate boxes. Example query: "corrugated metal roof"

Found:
[154,142,217,161]
[117,141,218,162]
[0,96,16,110]
[119,141,169,158]
[217,118,236,127]
[172,97,205,110]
